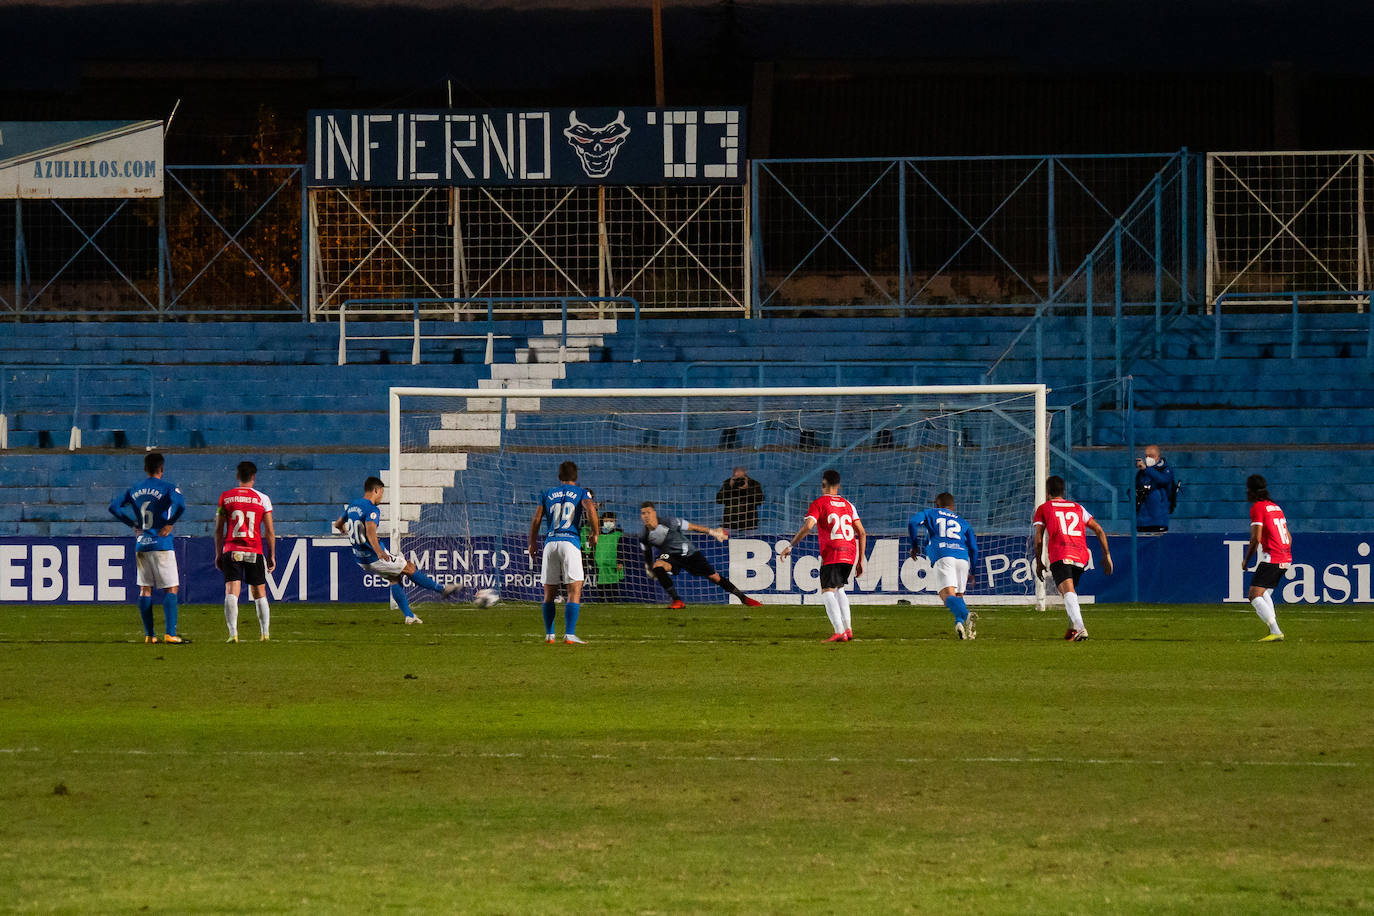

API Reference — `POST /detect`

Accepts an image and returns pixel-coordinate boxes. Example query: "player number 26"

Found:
[827,513,855,540]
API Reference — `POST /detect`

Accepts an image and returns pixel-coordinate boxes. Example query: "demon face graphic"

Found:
[563,110,631,179]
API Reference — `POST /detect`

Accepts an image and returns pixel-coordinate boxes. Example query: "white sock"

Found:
[1064,591,1085,631]
[255,596,271,635]
[1252,593,1281,634]
[224,594,239,637]
[820,590,844,634]
[836,587,852,631]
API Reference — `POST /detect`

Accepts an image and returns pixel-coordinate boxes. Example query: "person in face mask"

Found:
[1135,444,1177,533]
[580,503,628,599]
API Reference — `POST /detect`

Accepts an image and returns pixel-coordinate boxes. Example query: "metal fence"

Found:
[751,151,1198,314]
[307,184,747,319]
[8,149,1373,325]
[1,165,304,319]
[1207,151,1373,304]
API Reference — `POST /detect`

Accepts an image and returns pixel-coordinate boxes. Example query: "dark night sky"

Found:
[5,0,1373,157]
[6,0,1373,93]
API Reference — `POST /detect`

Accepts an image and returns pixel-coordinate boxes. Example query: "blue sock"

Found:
[541,601,556,634]
[390,583,414,618]
[409,570,443,593]
[565,602,580,636]
[162,592,179,636]
[137,595,155,636]
[945,595,968,625]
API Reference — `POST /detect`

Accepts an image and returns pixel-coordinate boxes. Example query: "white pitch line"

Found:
[0,747,1360,768]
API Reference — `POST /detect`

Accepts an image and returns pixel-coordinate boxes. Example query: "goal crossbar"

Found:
[388,384,1049,606]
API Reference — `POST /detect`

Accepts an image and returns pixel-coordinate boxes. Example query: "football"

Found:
[473,588,501,608]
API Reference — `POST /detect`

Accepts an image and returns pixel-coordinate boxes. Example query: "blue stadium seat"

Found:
[3,313,1372,535]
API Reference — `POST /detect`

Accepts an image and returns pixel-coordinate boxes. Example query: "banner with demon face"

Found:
[307,107,746,187]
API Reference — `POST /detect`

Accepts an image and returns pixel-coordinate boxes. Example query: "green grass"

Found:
[2,601,1372,914]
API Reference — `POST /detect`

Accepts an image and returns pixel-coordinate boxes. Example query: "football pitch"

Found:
[2,602,1371,914]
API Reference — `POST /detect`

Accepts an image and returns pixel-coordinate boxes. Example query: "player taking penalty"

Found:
[335,476,458,625]
[1032,475,1113,641]
[781,468,865,641]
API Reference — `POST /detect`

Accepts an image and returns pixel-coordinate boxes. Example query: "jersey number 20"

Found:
[344,517,368,548]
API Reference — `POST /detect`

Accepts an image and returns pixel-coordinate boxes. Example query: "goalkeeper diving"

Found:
[639,502,763,609]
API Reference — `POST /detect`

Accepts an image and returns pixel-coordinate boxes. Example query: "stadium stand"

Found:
[1,312,1371,537]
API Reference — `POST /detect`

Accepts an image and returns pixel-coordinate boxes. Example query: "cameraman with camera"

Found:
[716,466,765,532]
[1135,444,1178,533]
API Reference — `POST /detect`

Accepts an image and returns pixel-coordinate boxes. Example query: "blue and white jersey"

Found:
[109,476,185,553]
[908,507,979,567]
[341,497,385,565]
[538,483,590,546]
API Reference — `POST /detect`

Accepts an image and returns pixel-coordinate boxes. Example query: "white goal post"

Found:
[387,385,1048,607]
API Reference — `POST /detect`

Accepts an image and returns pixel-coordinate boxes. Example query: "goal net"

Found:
[387,386,1047,607]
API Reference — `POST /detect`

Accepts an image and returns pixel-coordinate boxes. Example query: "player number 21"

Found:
[230,509,258,539]
[827,513,855,540]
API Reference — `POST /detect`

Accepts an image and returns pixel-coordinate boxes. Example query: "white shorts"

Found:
[931,556,970,593]
[135,550,179,589]
[362,555,409,578]
[541,540,584,586]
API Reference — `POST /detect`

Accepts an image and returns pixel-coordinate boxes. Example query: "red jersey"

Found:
[1250,499,1293,565]
[217,486,274,555]
[806,494,861,565]
[1033,498,1094,566]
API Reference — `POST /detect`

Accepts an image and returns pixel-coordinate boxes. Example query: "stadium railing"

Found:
[337,296,641,365]
[0,364,155,450]
[1212,290,1374,359]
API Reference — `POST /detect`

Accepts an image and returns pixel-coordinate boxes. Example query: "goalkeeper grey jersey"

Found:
[642,514,698,557]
